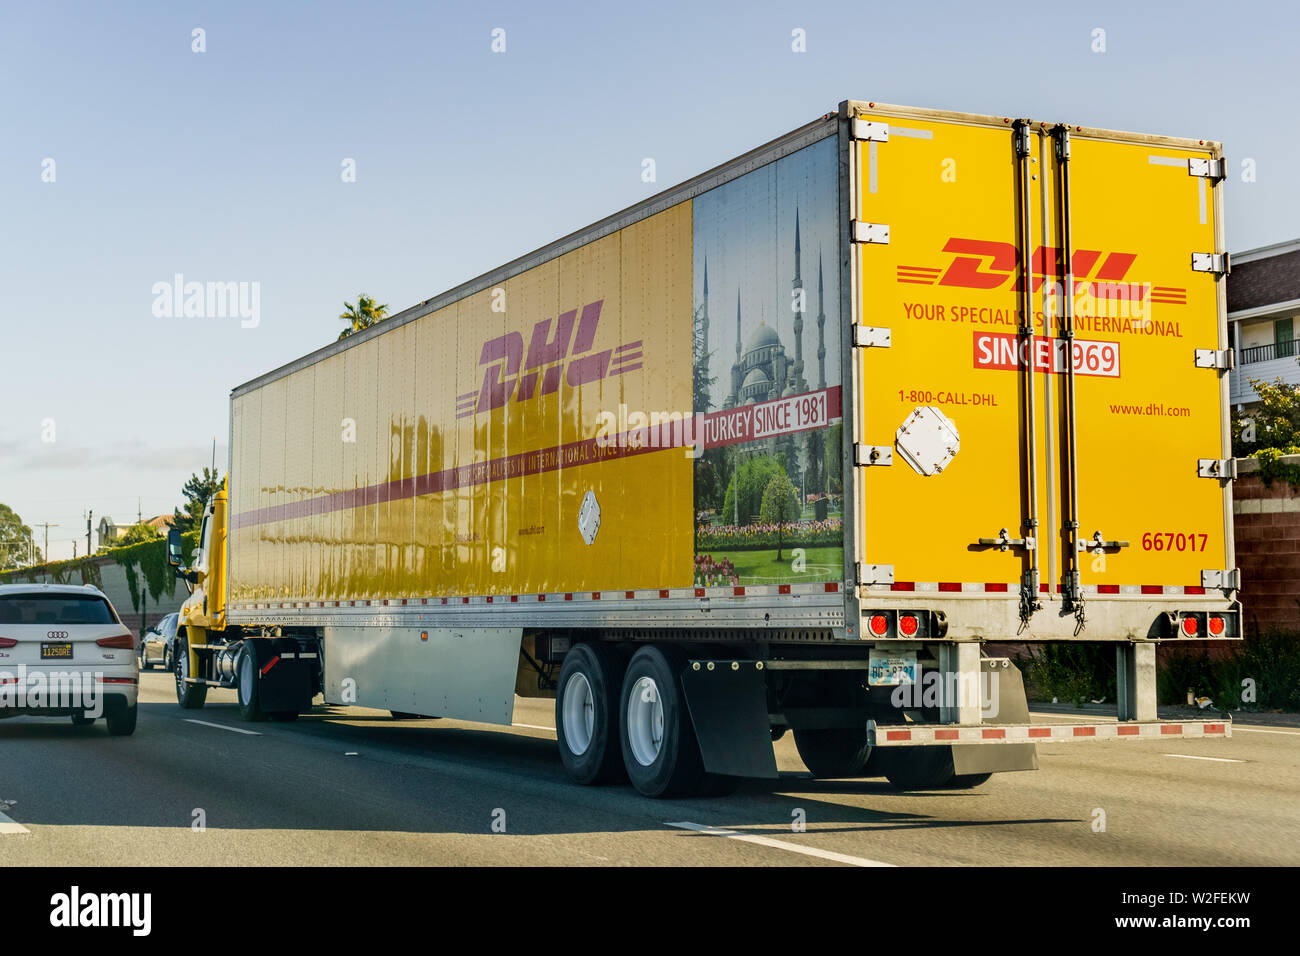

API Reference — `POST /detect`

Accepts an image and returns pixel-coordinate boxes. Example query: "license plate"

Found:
[868,650,916,687]
[40,642,73,660]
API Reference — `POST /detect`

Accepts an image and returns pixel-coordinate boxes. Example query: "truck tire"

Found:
[105,701,138,736]
[883,746,971,790]
[793,728,873,778]
[618,645,708,798]
[556,642,626,785]
[236,641,268,722]
[174,632,207,709]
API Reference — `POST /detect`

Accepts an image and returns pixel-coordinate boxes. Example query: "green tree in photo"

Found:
[759,472,801,560]
[721,454,785,527]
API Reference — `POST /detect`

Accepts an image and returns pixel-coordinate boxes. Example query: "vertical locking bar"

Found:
[1053,125,1085,628]
[1013,121,1042,625]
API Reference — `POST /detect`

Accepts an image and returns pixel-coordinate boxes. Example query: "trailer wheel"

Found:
[555,643,625,785]
[793,728,873,779]
[174,632,207,710]
[236,641,268,722]
[618,645,708,798]
[882,746,972,790]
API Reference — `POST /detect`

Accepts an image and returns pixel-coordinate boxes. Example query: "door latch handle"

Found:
[978,528,1035,552]
[1078,531,1130,555]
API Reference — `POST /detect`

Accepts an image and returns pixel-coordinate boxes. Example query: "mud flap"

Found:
[256,637,315,713]
[951,659,1039,776]
[680,664,779,778]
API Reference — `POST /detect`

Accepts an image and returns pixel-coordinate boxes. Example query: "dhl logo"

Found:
[897,238,1187,306]
[455,299,643,418]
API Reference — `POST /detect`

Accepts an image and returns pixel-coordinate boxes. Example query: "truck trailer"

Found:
[167,100,1239,797]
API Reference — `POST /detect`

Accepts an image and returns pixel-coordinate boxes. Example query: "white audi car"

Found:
[0,583,138,734]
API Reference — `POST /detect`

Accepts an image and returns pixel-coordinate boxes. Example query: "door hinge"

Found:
[1191,251,1230,275]
[855,443,893,466]
[1194,347,1234,370]
[857,563,894,586]
[1188,157,1226,181]
[853,325,891,348]
[851,220,890,244]
[850,119,889,143]
[1197,458,1237,479]
[1201,568,1241,591]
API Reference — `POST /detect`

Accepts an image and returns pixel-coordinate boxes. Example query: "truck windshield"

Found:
[0,594,119,625]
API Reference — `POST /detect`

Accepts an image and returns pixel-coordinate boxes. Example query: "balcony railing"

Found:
[1239,338,1300,365]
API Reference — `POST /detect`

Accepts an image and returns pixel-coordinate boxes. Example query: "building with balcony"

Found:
[1228,238,1300,408]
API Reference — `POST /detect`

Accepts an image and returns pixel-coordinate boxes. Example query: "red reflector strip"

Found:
[510,595,518,603]
[1097,584,1119,594]
[537,594,545,602]
[938,582,961,592]
[626,591,634,599]
[984,583,1008,592]
[779,584,791,594]
[441,598,448,605]
[694,588,705,598]
[1141,585,1164,595]
[1028,727,1052,738]
[564,593,574,601]
[890,582,915,592]
[1161,724,1183,734]
[885,730,912,742]
[733,586,745,596]
[1184,586,1206,595]
[659,589,669,598]
[935,729,959,741]
[261,655,280,675]
[1205,724,1225,734]
[981,728,1005,739]
[1117,725,1140,735]
[99,677,137,684]
[1072,726,1096,737]
[824,582,839,593]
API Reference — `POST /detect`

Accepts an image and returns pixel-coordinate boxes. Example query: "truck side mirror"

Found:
[167,528,184,567]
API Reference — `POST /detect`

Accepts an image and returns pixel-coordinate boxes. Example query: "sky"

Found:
[3,0,1297,560]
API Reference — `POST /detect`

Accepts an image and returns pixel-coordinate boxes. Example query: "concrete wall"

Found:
[11,557,187,639]
[1234,456,1300,634]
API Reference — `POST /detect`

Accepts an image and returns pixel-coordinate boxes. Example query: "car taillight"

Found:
[1180,616,1198,637]
[899,614,919,637]
[868,614,889,637]
[0,637,17,648]
[96,634,134,649]
[1208,615,1225,636]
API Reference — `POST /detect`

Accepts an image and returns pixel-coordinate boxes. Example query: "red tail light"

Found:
[1207,616,1225,636]
[1180,616,1198,637]
[96,634,134,649]
[868,614,889,637]
[899,614,919,637]
[0,637,17,648]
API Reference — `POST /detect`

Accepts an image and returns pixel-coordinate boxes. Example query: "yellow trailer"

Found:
[167,101,1239,797]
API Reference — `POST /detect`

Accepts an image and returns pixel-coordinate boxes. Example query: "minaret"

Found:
[816,247,827,389]
[791,207,806,392]
[727,286,743,406]
[698,257,711,398]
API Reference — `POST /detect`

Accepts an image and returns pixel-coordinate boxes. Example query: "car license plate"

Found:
[868,650,916,687]
[41,642,73,660]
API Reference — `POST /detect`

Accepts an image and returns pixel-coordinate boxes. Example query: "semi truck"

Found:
[166,100,1239,797]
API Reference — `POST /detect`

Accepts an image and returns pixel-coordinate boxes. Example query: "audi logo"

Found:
[47,630,69,639]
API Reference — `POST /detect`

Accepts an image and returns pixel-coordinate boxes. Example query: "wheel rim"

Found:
[239,651,254,706]
[561,672,595,756]
[175,642,187,694]
[626,676,664,767]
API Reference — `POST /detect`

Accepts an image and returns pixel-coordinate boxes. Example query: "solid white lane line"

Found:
[1163,753,1245,763]
[0,810,29,834]
[666,821,894,867]
[512,723,556,732]
[184,719,262,736]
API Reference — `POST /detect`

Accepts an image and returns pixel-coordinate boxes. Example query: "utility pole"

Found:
[34,523,59,564]
[86,510,93,557]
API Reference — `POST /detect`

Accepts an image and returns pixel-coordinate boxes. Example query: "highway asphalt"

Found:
[1,670,1295,866]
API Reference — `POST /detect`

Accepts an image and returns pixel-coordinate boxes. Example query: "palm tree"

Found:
[338,294,390,340]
